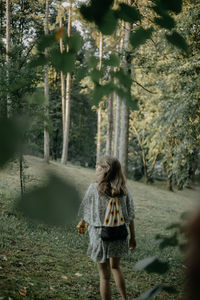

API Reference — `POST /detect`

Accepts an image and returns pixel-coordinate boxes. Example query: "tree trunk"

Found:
[44,0,50,163]
[114,95,121,158]
[106,94,113,156]
[6,0,10,118]
[59,15,65,133]
[119,101,129,174]
[119,6,132,175]
[61,0,72,164]
[96,32,103,163]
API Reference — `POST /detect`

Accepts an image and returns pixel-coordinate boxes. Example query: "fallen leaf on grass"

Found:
[19,289,27,296]
[61,275,68,280]
[3,256,7,261]
[75,272,82,277]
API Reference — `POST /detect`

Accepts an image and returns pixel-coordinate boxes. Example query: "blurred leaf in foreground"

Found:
[130,27,154,49]
[134,255,169,274]
[165,31,189,54]
[17,173,80,226]
[136,285,162,300]
[0,118,25,168]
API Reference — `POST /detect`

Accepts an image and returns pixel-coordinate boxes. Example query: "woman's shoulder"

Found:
[87,182,98,193]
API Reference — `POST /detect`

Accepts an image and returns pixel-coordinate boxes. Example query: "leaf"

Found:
[104,54,120,67]
[97,9,118,35]
[90,69,103,83]
[76,66,88,81]
[115,3,141,22]
[133,256,158,270]
[159,232,178,249]
[88,57,99,68]
[50,49,76,73]
[162,286,178,294]
[130,27,154,49]
[159,0,182,14]
[30,54,48,68]
[114,68,132,89]
[0,118,25,168]
[37,34,56,52]
[165,31,189,53]
[145,259,169,274]
[92,82,114,106]
[154,14,175,30]
[17,173,80,226]
[55,26,65,40]
[67,34,82,52]
[75,272,82,277]
[19,289,27,296]
[136,285,162,300]
[80,0,114,24]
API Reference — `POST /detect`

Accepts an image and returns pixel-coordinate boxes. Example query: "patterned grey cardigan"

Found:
[78,183,135,227]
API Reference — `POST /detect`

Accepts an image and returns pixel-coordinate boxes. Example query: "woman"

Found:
[77,156,136,300]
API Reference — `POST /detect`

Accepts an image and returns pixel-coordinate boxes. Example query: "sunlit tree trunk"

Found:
[106,94,113,156]
[59,6,65,134]
[44,0,50,163]
[6,0,10,118]
[61,0,72,164]
[96,32,103,163]
[119,7,132,175]
[114,94,121,158]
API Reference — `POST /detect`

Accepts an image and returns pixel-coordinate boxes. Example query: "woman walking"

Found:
[77,156,136,300]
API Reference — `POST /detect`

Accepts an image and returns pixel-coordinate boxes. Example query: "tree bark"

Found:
[106,94,113,156]
[61,0,72,164]
[96,32,103,163]
[6,0,11,117]
[114,94,121,158]
[59,13,65,133]
[44,0,50,163]
[119,6,132,175]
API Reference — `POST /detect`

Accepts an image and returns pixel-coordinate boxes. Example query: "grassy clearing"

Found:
[0,156,198,299]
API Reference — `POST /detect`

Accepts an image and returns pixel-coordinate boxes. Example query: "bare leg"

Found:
[110,257,127,300]
[97,259,111,300]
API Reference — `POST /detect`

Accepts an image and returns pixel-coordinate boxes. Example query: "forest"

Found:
[0,0,199,190]
[0,0,200,299]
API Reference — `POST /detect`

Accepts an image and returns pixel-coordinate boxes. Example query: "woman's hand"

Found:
[129,237,136,250]
[77,219,87,234]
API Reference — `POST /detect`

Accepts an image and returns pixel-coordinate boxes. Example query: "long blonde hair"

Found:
[96,156,126,197]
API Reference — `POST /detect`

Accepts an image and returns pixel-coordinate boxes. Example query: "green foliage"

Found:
[98,9,118,35]
[155,0,183,14]
[165,31,189,53]
[130,27,154,49]
[17,173,80,226]
[154,14,175,30]
[90,69,103,83]
[136,285,162,300]
[50,49,76,73]
[104,53,120,67]
[134,256,169,274]
[0,119,24,168]
[115,3,141,23]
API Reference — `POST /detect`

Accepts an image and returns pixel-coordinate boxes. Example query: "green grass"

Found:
[0,156,198,299]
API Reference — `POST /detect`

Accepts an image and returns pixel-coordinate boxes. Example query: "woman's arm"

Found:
[129,219,136,250]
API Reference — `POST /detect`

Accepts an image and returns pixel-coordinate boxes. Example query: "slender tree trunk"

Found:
[96,32,103,163]
[61,0,72,164]
[44,0,50,163]
[119,8,132,175]
[114,95,121,158]
[114,21,124,159]
[59,15,65,133]
[6,0,10,118]
[106,94,113,156]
